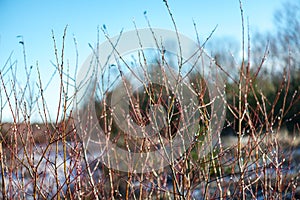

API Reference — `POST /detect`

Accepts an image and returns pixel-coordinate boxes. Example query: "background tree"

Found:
[251,0,300,132]
[206,1,299,133]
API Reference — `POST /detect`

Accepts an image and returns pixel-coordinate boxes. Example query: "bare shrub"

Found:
[0,1,299,199]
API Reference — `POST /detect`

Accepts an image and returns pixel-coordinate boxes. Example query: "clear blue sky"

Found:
[0,0,286,122]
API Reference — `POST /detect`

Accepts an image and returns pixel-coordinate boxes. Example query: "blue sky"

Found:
[0,0,286,122]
